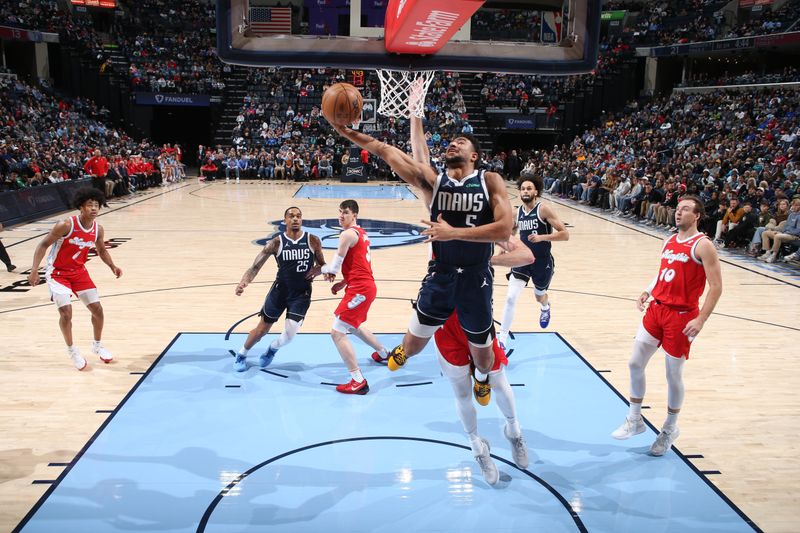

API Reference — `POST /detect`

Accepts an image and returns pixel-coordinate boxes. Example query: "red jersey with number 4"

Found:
[650,233,707,311]
[342,225,374,289]
[48,216,97,272]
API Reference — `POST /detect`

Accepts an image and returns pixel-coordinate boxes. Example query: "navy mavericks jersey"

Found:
[430,169,494,266]
[275,232,313,290]
[517,203,552,259]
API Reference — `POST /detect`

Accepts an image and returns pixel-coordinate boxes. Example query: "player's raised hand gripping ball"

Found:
[321,83,363,126]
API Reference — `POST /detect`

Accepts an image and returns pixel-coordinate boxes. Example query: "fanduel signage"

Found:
[135,93,211,107]
[505,117,536,130]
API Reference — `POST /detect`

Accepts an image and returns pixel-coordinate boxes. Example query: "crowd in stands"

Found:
[117,0,225,94]
[680,67,800,88]
[515,88,800,264]
[1,0,225,95]
[200,69,471,181]
[471,9,542,42]
[480,37,634,111]
[612,0,800,46]
[0,76,183,195]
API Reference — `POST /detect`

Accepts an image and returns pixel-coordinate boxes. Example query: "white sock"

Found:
[67,345,78,353]
[473,368,488,382]
[238,346,249,357]
[629,402,642,419]
[469,434,484,455]
[664,411,679,430]
[497,331,508,345]
[540,303,550,311]
[350,368,365,383]
[377,347,388,358]
[92,340,102,349]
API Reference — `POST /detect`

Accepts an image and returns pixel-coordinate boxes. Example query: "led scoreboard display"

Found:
[71,0,117,8]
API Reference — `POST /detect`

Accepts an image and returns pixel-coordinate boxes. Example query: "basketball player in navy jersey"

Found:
[498,174,569,346]
[233,207,327,372]
[331,118,512,405]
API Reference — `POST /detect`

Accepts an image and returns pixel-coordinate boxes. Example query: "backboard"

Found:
[216,0,601,75]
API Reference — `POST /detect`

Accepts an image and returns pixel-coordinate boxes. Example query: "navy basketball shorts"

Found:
[507,255,555,292]
[260,282,311,323]
[415,261,495,344]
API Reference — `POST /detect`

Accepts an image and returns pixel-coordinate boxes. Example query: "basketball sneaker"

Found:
[259,346,277,368]
[69,348,87,371]
[335,378,369,395]
[649,426,680,456]
[539,307,551,328]
[92,343,113,363]
[503,423,529,469]
[387,344,407,371]
[370,351,389,365]
[233,354,247,372]
[472,374,491,406]
[611,415,646,439]
[474,438,499,485]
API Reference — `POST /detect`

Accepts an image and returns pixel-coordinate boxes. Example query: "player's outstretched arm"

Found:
[410,116,430,165]
[683,238,722,338]
[331,123,435,191]
[28,219,71,286]
[321,228,358,277]
[236,236,278,295]
[492,235,534,268]
[95,225,122,278]
[533,203,570,243]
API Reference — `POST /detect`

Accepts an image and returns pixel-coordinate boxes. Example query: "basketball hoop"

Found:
[376,69,435,119]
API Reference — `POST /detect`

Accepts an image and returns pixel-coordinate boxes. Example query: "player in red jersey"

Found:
[612,195,722,456]
[434,236,533,485]
[318,200,389,394]
[28,188,123,370]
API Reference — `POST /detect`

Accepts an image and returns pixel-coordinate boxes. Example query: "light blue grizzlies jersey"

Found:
[275,232,313,290]
[430,169,494,267]
[517,203,552,260]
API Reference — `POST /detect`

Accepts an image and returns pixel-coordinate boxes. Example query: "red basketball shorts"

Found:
[434,313,507,370]
[334,283,377,330]
[642,301,699,359]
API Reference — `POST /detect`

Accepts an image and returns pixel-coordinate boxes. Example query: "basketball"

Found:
[321,83,363,126]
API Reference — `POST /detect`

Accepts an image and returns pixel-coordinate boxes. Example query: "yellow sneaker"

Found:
[387,344,407,372]
[473,375,491,406]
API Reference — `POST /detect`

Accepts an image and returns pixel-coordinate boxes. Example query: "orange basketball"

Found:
[321,83,363,126]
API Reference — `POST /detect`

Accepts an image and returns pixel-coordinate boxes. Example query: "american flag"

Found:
[250,6,292,35]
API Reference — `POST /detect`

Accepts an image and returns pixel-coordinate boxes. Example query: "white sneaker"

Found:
[765,254,777,263]
[503,424,529,469]
[69,349,87,371]
[92,343,113,363]
[474,438,499,485]
[611,415,646,440]
[782,252,799,262]
[649,426,680,456]
[758,251,774,262]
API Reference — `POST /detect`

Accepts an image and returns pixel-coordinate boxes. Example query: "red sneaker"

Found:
[336,378,369,395]
[371,351,388,365]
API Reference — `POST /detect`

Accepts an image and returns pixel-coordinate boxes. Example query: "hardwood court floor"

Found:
[1,179,798,532]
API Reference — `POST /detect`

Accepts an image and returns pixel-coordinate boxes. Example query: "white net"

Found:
[376,69,436,119]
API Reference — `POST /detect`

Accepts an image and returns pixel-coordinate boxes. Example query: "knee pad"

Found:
[52,292,72,308]
[284,319,301,337]
[332,317,356,334]
[77,288,100,306]
[408,312,440,339]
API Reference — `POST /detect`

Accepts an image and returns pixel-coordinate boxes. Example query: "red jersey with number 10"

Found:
[342,225,374,290]
[48,216,98,272]
[650,233,707,311]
